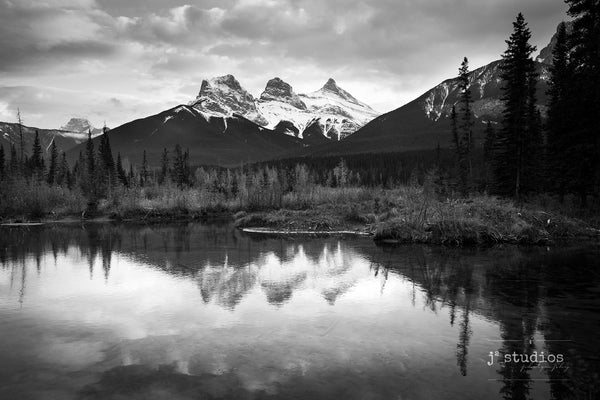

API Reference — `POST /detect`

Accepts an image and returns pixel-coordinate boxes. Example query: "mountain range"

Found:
[2,22,564,167]
[189,75,379,141]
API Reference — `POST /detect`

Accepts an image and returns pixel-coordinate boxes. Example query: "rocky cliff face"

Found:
[259,78,307,110]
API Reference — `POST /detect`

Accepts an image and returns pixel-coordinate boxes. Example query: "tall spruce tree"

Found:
[483,121,496,190]
[17,108,24,166]
[546,22,571,199]
[522,68,542,194]
[493,13,538,199]
[97,127,116,193]
[84,130,96,197]
[30,130,44,180]
[458,57,474,178]
[172,145,186,189]
[46,140,58,185]
[451,104,467,194]
[452,57,475,195]
[564,0,600,205]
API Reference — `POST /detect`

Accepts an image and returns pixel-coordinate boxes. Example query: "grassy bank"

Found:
[236,186,599,245]
[1,180,598,244]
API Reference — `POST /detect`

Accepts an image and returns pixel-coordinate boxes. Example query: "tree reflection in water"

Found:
[0,224,598,399]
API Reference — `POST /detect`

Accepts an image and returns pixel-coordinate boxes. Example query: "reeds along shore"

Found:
[0,162,597,245]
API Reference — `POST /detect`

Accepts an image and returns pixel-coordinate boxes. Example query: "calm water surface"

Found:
[0,223,599,400]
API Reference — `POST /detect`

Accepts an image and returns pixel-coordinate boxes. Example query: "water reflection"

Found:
[0,223,599,400]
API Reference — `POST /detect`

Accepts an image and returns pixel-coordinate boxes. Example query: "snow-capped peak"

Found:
[190,74,380,141]
[190,74,268,126]
[60,117,103,135]
[259,77,307,110]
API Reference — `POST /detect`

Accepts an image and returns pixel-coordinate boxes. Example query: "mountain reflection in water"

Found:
[0,223,598,400]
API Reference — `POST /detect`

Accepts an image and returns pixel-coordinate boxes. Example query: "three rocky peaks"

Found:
[189,75,379,141]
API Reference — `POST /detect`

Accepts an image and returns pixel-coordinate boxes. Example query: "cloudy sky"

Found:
[0,0,568,129]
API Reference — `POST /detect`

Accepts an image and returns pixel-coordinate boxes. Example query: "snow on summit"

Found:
[190,75,380,141]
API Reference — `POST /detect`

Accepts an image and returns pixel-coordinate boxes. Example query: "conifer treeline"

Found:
[457,6,599,205]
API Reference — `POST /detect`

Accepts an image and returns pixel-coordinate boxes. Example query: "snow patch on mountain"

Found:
[60,117,104,136]
[190,75,268,126]
[190,75,379,141]
[420,58,551,123]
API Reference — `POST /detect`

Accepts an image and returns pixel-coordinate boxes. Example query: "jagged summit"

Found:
[260,77,307,110]
[322,78,339,92]
[191,74,267,126]
[190,74,379,141]
[316,77,362,106]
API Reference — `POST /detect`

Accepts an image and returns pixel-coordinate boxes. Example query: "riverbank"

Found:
[234,190,600,245]
[1,184,598,245]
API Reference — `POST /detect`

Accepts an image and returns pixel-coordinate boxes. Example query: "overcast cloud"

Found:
[0,0,568,128]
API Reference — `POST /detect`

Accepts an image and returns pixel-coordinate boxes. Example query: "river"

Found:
[0,223,598,399]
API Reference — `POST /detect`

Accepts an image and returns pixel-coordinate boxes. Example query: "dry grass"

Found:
[0,180,86,220]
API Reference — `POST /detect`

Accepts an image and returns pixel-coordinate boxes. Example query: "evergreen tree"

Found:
[159,148,169,185]
[523,71,542,193]
[564,0,600,204]
[17,108,24,166]
[451,57,474,195]
[172,145,186,189]
[493,13,538,199]
[116,152,128,187]
[97,127,116,191]
[30,130,44,179]
[451,105,466,194]
[458,57,474,179]
[57,152,69,187]
[84,130,96,197]
[46,140,58,185]
[546,22,571,200]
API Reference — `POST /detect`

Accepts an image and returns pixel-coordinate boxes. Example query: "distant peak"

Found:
[61,117,93,132]
[323,78,338,91]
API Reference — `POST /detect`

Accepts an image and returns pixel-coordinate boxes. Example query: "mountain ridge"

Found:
[190,75,379,142]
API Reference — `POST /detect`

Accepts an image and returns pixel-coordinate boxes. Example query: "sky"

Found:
[0,0,569,129]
